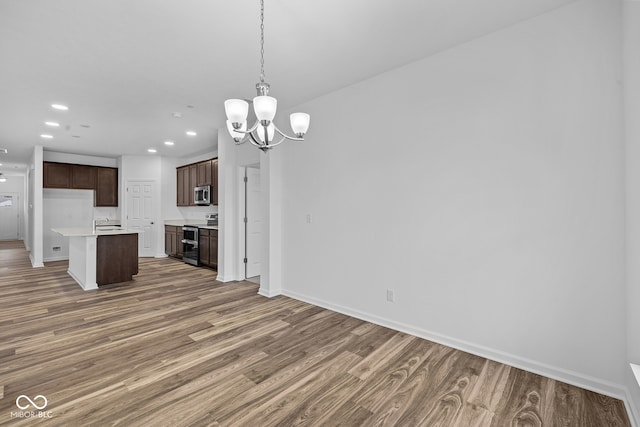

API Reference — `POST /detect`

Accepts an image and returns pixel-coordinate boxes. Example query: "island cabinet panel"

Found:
[71,164,96,189]
[199,228,210,266]
[44,162,71,188]
[96,233,138,285]
[95,167,118,206]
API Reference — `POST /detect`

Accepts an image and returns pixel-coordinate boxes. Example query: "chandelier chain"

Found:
[259,0,265,84]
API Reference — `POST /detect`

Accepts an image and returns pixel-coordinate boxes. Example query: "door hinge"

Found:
[244,257,248,263]
[244,176,248,183]
[244,217,248,223]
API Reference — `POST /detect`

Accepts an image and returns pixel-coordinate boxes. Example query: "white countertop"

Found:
[52,227,142,237]
[164,220,218,230]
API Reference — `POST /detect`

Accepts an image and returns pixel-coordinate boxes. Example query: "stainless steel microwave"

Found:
[194,185,211,205]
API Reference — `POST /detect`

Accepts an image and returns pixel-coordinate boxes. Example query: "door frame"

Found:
[237,164,261,280]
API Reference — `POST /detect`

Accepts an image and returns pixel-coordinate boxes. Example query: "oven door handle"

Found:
[182,239,198,245]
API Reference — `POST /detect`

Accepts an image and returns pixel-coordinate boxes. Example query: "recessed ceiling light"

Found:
[147,148,157,153]
[164,141,174,146]
[186,131,197,136]
[0,163,3,166]
[40,134,53,139]
[51,104,68,111]
[172,112,182,118]
[45,121,60,127]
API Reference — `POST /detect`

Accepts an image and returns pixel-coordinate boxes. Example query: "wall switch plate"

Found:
[386,289,395,302]
[306,214,312,224]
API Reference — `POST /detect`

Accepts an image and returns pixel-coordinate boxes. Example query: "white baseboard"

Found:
[282,289,632,411]
[29,253,44,268]
[43,255,69,262]
[258,287,282,298]
[624,387,640,427]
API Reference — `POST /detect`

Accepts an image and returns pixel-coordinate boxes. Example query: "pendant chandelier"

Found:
[224,0,310,152]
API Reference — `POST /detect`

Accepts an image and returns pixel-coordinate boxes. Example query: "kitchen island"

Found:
[52,227,140,291]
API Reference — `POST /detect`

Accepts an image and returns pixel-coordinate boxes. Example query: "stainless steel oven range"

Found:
[182,225,199,266]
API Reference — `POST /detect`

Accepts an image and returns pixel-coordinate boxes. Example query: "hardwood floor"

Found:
[0,240,631,426]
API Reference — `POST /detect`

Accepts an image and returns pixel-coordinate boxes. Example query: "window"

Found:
[0,195,12,207]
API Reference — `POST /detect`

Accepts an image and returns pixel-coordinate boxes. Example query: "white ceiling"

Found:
[0,0,576,172]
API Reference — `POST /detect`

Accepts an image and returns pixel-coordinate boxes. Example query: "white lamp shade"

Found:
[224,99,249,124]
[226,120,247,140]
[253,96,277,122]
[290,113,310,136]
[256,122,275,143]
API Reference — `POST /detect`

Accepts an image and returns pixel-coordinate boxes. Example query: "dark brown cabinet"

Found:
[176,158,218,206]
[43,162,118,207]
[44,162,71,188]
[189,165,197,205]
[199,228,210,266]
[176,167,189,206]
[71,164,96,189]
[212,159,219,206]
[197,160,212,186]
[177,229,184,258]
[198,228,218,269]
[95,167,118,207]
[164,225,182,258]
[96,234,138,285]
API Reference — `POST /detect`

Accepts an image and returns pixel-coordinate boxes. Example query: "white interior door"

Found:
[245,167,262,278]
[126,181,155,257]
[0,193,19,240]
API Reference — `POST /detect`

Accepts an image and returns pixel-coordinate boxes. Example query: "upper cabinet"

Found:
[176,157,218,206]
[95,167,118,207]
[43,161,118,207]
[43,162,71,188]
[71,164,96,189]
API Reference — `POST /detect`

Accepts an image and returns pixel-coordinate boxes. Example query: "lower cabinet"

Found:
[198,228,218,269]
[96,234,138,285]
[164,225,181,258]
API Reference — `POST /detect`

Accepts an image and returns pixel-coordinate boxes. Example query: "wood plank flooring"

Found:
[0,240,631,426]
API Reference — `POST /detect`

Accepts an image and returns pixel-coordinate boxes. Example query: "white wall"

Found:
[624,0,640,421]
[43,151,117,167]
[43,189,94,261]
[217,133,259,282]
[0,174,26,240]
[28,146,43,267]
[279,0,630,406]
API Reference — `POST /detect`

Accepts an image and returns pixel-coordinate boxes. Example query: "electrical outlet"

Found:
[306,213,312,224]
[386,289,395,302]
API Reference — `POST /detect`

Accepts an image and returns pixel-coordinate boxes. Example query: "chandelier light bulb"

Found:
[256,122,275,143]
[224,99,249,126]
[290,113,310,137]
[253,96,277,123]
